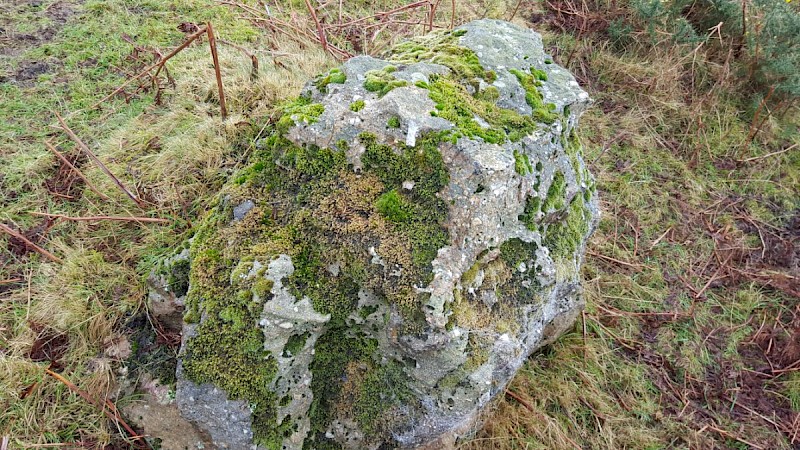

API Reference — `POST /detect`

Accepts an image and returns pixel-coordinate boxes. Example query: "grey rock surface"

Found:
[158,18,598,450]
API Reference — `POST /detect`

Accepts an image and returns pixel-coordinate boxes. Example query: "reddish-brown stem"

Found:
[54,112,145,208]
[509,0,523,21]
[743,85,775,151]
[304,0,329,53]
[44,368,148,449]
[43,141,110,201]
[91,26,207,110]
[0,223,61,263]
[29,212,171,224]
[429,0,442,32]
[206,23,228,118]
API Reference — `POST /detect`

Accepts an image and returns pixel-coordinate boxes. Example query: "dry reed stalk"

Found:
[206,23,228,118]
[43,140,110,201]
[54,112,145,208]
[29,212,171,224]
[0,223,61,264]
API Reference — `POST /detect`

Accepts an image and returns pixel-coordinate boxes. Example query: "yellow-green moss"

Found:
[277,95,325,134]
[425,75,539,143]
[364,66,407,97]
[476,85,500,103]
[314,67,347,92]
[543,196,591,260]
[542,171,567,212]
[514,149,534,175]
[390,29,491,82]
[350,99,365,112]
[387,115,401,128]
[375,189,413,222]
[509,68,558,124]
[182,224,290,447]
[360,132,450,271]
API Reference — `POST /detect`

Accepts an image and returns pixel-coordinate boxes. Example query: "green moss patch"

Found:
[426,75,540,143]
[543,196,591,260]
[364,65,407,97]
[518,195,542,231]
[390,29,490,82]
[542,171,567,212]
[277,96,325,133]
[314,68,347,92]
[509,68,558,123]
[305,328,415,447]
[376,189,413,222]
[514,149,534,175]
[350,99,365,112]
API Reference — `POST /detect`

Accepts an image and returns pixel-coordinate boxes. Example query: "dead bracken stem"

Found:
[44,368,150,450]
[54,112,146,208]
[504,388,534,412]
[0,223,61,264]
[89,25,208,111]
[206,22,228,119]
[217,38,259,80]
[43,140,111,201]
[29,212,171,224]
[304,0,329,53]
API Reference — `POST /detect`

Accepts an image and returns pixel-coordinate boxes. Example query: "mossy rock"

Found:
[167,19,598,450]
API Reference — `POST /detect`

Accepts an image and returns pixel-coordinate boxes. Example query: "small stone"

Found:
[232,200,255,221]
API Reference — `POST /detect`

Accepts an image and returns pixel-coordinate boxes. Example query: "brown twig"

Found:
[217,38,259,80]
[206,23,228,119]
[505,388,535,412]
[44,368,149,449]
[737,142,798,163]
[508,0,524,21]
[90,26,208,110]
[743,85,775,152]
[0,223,62,264]
[54,112,145,208]
[29,212,171,224]
[586,250,644,269]
[43,141,110,201]
[705,424,764,450]
[428,0,442,32]
[0,278,23,285]
[304,0,329,53]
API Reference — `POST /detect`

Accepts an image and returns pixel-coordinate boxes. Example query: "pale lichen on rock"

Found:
[141,18,598,450]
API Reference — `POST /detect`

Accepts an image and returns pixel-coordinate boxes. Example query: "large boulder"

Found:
[167,19,597,449]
